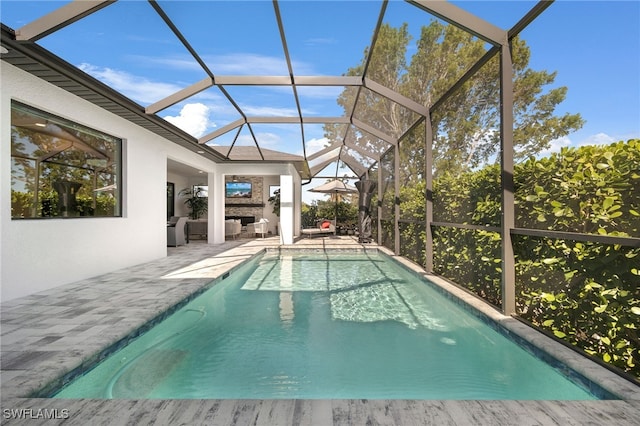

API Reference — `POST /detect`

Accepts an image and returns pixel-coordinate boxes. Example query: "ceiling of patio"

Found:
[0,0,545,180]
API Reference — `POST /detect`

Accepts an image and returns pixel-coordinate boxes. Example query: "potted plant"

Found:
[179,186,208,219]
[267,188,280,217]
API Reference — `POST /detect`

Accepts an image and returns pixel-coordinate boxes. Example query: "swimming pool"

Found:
[53,250,600,399]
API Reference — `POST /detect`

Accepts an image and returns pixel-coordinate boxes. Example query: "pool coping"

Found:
[1,238,639,424]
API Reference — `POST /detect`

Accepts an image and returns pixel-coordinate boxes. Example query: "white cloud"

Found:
[253,132,281,147]
[208,53,288,75]
[78,63,180,104]
[541,132,617,157]
[305,137,330,154]
[79,63,239,127]
[234,132,282,147]
[539,136,572,157]
[296,85,343,100]
[121,51,317,76]
[578,132,615,146]
[78,63,219,137]
[126,55,203,72]
[293,138,329,156]
[200,52,317,76]
[242,105,298,116]
[163,103,212,138]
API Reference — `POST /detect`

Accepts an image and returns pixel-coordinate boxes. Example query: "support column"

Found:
[394,144,400,255]
[500,39,516,315]
[377,166,382,246]
[425,118,434,272]
[280,174,294,245]
[209,171,225,244]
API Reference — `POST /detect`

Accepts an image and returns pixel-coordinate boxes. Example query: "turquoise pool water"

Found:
[54,250,597,399]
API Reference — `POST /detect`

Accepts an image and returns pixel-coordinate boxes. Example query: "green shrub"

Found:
[515,140,639,377]
[398,139,639,378]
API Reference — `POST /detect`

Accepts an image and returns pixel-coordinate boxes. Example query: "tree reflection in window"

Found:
[10,101,122,218]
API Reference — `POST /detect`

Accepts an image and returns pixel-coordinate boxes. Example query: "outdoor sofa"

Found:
[301,219,336,238]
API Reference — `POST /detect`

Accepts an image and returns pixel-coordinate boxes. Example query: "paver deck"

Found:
[1,235,639,425]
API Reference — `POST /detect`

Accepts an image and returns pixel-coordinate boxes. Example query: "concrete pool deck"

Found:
[1,235,639,425]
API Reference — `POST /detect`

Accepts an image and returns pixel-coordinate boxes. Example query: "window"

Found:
[10,101,122,219]
[193,185,208,197]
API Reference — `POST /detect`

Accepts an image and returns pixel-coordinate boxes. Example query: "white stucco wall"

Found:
[167,172,190,218]
[0,64,218,302]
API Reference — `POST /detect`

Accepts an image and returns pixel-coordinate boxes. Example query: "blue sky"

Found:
[2,1,639,202]
[514,1,640,155]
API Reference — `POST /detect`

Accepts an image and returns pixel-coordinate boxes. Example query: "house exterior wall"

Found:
[0,63,218,302]
[167,172,191,218]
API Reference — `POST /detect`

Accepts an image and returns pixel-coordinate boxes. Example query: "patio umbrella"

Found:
[309,179,358,226]
[309,179,358,195]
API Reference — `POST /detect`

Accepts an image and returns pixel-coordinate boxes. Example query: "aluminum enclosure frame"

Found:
[0,0,577,317]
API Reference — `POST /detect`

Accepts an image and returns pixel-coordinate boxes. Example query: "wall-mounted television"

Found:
[226,181,252,198]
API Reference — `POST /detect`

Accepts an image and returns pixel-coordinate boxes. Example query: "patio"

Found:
[1,236,639,425]
[2,0,638,388]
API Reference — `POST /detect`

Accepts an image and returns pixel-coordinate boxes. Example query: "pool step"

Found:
[111,349,187,398]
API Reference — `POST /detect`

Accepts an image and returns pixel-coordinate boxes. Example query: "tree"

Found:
[326,20,584,181]
[301,201,318,228]
[323,23,411,172]
[316,199,358,228]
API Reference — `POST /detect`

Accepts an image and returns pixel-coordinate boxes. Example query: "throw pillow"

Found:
[321,220,331,229]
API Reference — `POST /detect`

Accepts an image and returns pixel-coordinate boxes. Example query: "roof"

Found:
[211,146,303,162]
[211,145,309,177]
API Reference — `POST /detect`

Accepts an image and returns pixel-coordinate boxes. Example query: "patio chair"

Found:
[225,219,241,239]
[252,218,269,238]
[167,217,187,246]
